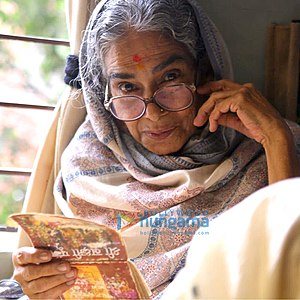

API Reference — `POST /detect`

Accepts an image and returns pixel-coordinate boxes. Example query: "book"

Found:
[10,213,151,300]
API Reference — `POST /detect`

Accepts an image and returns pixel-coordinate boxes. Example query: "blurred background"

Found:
[0,0,299,226]
[0,0,69,225]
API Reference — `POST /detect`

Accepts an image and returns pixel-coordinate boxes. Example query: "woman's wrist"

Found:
[260,118,292,149]
[262,120,300,184]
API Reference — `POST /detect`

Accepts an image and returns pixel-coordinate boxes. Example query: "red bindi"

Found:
[132,54,142,63]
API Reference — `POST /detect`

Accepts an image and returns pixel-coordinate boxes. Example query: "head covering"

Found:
[187,0,233,80]
[78,0,241,177]
[54,0,267,296]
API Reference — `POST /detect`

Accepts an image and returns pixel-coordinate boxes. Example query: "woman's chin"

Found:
[143,142,183,156]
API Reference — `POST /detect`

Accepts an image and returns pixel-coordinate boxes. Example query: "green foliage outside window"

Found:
[0,0,69,225]
[0,0,68,89]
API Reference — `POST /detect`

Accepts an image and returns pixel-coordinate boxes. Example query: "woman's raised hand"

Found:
[194,79,299,183]
[194,79,288,146]
[12,247,77,299]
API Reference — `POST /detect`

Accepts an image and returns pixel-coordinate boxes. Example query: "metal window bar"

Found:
[0,33,69,46]
[0,33,68,178]
[0,225,18,232]
[0,101,55,110]
[0,167,32,176]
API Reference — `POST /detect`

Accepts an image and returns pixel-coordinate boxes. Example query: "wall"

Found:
[200,0,300,92]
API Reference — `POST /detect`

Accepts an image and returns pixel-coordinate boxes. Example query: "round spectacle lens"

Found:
[107,84,195,121]
[110,96,145,120]
[155,85,193,111]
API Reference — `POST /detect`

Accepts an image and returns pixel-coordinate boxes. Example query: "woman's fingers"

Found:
[15,261,73,282]
[13,247,52,266]
[194,80,245,127]
[14,261,76,297]
[194,89,238,127]
[194,80,285,143]
[21,269,77,296]
[209,112,250,135]
[197,79,241,94]
[207,96,260,136]
[196,79,241,94]
[25,281,76,300]
[12,247,77,298]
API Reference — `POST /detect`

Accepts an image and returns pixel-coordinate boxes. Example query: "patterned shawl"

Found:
[54,0,269,296]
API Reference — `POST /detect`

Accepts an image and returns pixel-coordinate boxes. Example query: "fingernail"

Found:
[65,270,75,278]
[39,251,50,261]
[57,263,68,272]
[66,279,75,286]
[194,116,205,126]
[16,252,24,264]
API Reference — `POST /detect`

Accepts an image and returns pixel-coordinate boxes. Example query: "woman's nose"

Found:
[143,101,166,120]
[142,87,167,120]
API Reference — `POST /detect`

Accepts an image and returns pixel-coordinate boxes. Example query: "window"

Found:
[0,0,69,226]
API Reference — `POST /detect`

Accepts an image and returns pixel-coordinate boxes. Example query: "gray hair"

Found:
[81,0,208,99]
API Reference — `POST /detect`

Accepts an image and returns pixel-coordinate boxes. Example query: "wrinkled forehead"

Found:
[102,30,195,76]
[82,0,233,91]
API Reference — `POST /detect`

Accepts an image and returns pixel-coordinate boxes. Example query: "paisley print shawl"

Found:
[53,0,300,296]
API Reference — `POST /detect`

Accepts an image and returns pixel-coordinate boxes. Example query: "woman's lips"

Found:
[143,127,176,140]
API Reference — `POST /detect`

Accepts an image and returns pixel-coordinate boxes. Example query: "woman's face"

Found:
[104,31,201,155]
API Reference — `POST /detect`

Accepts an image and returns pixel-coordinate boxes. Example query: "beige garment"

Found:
[265,22,300,122]
[17,0,104,247]
[161,177,300,299]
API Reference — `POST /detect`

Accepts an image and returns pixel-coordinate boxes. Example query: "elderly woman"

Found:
[9,0,300,299]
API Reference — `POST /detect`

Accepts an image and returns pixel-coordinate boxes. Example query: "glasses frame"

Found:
[104,83,196,122]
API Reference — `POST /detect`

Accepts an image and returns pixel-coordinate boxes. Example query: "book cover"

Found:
[11,213,151,300]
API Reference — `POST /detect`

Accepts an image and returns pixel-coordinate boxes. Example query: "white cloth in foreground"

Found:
[161,177,300,299]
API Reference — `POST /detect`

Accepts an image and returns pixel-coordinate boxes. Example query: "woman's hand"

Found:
[12,247,77,299]
[194,79,300,183]
[194,79,286,145]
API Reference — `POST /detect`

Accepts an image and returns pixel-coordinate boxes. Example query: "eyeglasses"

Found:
[104,83,196,122]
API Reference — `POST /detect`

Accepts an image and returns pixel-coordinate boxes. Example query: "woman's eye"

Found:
[163,71,179,82]
[119,83,136,92]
